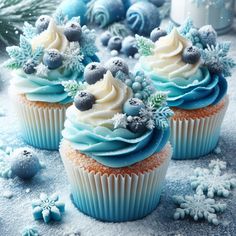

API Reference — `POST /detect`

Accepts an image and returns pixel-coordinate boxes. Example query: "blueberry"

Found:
[74,91,95,111]
[199,25,217,47]
[149,0,165,7]
[23,60,36,74]
[84,62,107,85]
[105,57,129,76]
[128,116,147,133]
[122,36,138,57]
[107,36,122,51]
[64,22,82,42]
[150,28,167,42]
[182,46,201,64]
[10,148,41,180]
[100,31,112,46]
[43,49,63,69]
[35,15,51,34]
[123,98,145,116]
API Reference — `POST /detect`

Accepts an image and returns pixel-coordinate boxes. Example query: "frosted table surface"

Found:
[0,22,236,236]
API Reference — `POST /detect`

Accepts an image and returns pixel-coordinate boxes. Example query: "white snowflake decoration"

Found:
[173,193,227,225]
[111,113,128,129]
[35,63,49,77]
[191,160,236,198]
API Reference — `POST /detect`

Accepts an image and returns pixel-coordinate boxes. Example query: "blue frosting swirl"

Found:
[137,65,227,110]
[62,106,170,168]
[12,69,82,104]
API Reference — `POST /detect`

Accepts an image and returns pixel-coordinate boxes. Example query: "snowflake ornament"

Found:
[62,80,86,98]
[63,42,85,73]
[191,160,236,198]
[173,193,227,225]
[21,226,39,236]
[201,43,236,77]
[135,35,154,56]
[112,113,128,129]
[32,193,65,223]
[35,63,49,77]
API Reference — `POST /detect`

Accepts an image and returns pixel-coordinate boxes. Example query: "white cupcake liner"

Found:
[61,147,172,222]
[170,97,229,160]
[13,96,68,150]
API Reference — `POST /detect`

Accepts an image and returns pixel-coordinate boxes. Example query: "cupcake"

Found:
[135,20,235,159]
[60,58,173,222]
[5,15,98,150]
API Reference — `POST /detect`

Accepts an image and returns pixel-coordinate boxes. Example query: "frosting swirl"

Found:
[74,71,133,127]
[141,28,200,78]
[136,64,227,109]
[10,69,81,104]
[62,107,170,168]
[31,18,69,52]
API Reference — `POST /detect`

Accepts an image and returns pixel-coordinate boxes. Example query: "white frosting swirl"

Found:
[31,18,69,52]
[73,71,133,127]
[143,28,200,79]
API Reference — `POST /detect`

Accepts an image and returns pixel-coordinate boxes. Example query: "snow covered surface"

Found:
[0,22,236,236]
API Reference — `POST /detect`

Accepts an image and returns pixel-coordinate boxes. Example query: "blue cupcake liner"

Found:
[61,143,172,222]
[14,95,68,150]
[170,96,229,160]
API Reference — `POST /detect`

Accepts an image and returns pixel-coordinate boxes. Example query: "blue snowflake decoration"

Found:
[135,35,155,56]
[32,193,65,223]
[201,42,236,77]
[173,193,227,225]
[190,160,236,198]
[23,22,37,40]
[62,80,86,98]
[4,35,44,70]
[21,226,39,236]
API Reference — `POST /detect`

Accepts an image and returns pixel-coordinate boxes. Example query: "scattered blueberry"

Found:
[35,15,51,34]
[182,46,201,64]
[74,91,95,111]
[64,22,82,42]
[10,148,41,180]
[43,49,63,69]
[123,98,145,116]
[122,36,138,57]
[84,62,107,85]
[100,31,112,46]
[105,57,129,76]
[23,60,36,74]
[128,116,147,133]
[150,28,167,42]
[149,0,165,7]
[199,25,217,47]
[107,36,122,51]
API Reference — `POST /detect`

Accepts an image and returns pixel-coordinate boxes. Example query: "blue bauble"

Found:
[126,1,161,36]
[122,36,138,57]
[56,0,87,25]
[90,0,126,28]
[10,148,41,180]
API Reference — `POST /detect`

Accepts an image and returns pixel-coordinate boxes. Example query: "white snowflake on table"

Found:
[173,193,227,225]
[190,160,236,198]
[35,63,49,77]
[111,113,128,129]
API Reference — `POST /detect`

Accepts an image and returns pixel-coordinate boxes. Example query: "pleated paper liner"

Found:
[60,140,172,222]
[13,94,70,150]
[170,96,229,160]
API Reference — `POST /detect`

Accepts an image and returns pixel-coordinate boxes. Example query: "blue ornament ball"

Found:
[56,0,87,25]
[10,148,41,180]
